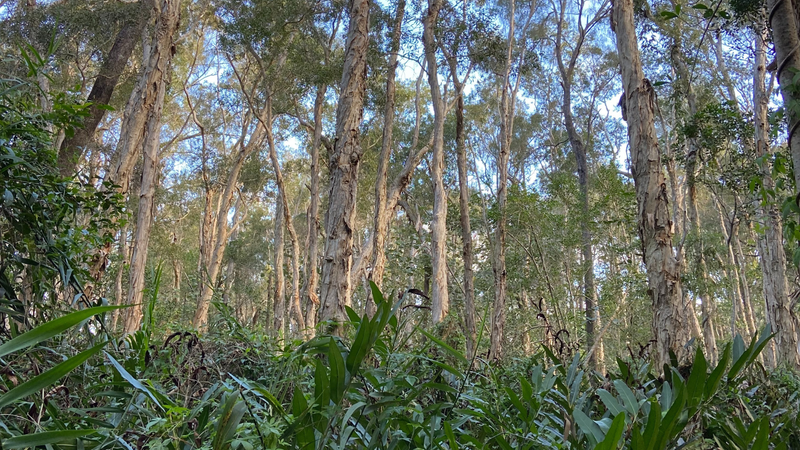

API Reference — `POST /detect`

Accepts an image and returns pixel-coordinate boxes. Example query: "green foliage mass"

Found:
[1,282,798,449]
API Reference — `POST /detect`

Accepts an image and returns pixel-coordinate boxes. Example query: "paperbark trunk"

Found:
[319,0,370,334]
[423,0,449,324]
[612,0,694,366]
[754,26,800,368]
[273,199,286,338]
[366,0,405,317]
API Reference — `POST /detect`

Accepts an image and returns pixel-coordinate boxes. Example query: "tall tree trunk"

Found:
[319,0,370,334]
[265,106,306,337]
[90,0,180,283]
[671,41,717,363]
[123,120,162,334]
[490,0,518,360]
[57,4,149,176]
[273,199,286,338]
[612,0,693,366]
[192,123,265,328]
[553,0,607,371]
[754,26,800,368]
[455,87,477,358]
[423,0,449,324]
[304,86,325,330]
[367,0,405,317]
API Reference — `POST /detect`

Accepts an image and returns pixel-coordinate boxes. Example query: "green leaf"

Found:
[104,351,165,410]
[329,337,346,404]
[596,413,626,450]
[686,346,707,410]
[613,379,640,417]
[0,305,125,358]
[212,391,247,450]
[3,430,96,449]
[417,327,468,366]
[443,421,459,449]
[597,389,625,416]
[345,314,371,375]
[704,344,730,400]
[0,341,106,409]
[574,409,604,443]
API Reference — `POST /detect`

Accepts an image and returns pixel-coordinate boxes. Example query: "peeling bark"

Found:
[612,0,694,366]
[319,0,370,333]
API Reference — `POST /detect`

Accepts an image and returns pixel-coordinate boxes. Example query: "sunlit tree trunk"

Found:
[423,0,449,324]
[754,26,800,368]
[612,0,693,366]
[319,0,370,334]
[111,223,129,330]
[90,0,180,283]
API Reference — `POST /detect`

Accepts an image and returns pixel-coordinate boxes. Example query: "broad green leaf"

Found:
[329,337,346,404]
[686,346,707,410]
[104,351,165,410]
[212,392,246,450]
[596,413,625,450]
[3,430,96,449]
[0,341,106,409]
[704,344,730,400]
[597,389,625,416]
[346,314,371,375]
[573,409,604,443]
[613,379,640,417]
[0,305,125,358]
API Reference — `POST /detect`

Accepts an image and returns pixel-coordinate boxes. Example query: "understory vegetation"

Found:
[2,287,800,449]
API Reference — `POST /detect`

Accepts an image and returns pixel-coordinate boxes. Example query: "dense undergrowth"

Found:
[1,283,799,450]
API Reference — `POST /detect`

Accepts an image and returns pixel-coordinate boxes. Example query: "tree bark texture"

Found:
[57,3,149,176]
[767,0,800,190]
[612,0,694,366]
[754,27,800,368]
[319,0,370,333]
[90,0,180,283]
[423,0,449,324]
[367,0,405,317]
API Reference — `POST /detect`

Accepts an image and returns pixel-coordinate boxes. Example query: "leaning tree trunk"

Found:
[57,3,149,176]
[192,123,265,328]
[612,0,694,366]
[367,0,405,317]
[319,0,370,334]
[754,25,800,368]
[423,0,449,324]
